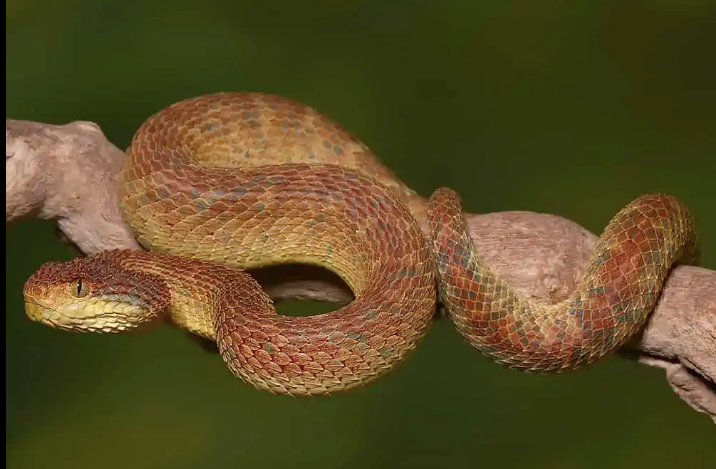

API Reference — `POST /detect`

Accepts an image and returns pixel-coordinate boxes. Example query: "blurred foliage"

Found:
[6,1,716,469]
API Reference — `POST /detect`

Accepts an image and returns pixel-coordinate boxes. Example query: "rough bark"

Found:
[6,118,715,423]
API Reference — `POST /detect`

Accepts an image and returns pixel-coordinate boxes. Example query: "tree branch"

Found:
[6,118,715,422]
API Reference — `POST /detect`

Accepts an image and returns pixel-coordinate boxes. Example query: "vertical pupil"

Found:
[77,279,83,295]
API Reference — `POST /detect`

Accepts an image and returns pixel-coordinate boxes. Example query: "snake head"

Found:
[23,252,170,333]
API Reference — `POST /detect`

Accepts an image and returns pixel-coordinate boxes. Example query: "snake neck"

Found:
[104,250,273,341]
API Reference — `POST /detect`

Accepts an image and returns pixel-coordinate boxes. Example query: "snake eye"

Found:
[73,278,89,298]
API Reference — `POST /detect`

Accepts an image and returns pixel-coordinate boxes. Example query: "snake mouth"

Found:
[24,298,83,332]
[24,296,93,332]
[24,294,155,334]
[24,299,63,327]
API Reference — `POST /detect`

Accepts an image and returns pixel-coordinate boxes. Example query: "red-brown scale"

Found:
[112,93,437,395]
[428,188,697,371]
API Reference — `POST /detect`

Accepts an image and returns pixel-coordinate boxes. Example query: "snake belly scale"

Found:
[23,92,698,394]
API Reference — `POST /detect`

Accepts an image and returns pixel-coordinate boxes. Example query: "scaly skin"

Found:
[428,188,698,371]
[26,250,434,395]
[24,93,437,396]
[23,92,698,395]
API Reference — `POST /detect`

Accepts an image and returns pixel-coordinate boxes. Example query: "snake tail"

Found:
[428,187,698,372]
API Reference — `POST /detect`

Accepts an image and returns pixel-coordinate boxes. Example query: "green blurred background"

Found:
[6,1,715,468]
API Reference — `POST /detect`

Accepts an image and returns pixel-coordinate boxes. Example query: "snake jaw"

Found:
[23,294,152,333]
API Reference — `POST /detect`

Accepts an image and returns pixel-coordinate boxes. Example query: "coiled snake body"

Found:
[23,93,698,394]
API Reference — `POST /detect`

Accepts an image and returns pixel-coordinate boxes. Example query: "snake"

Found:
[22,92,698,395]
